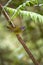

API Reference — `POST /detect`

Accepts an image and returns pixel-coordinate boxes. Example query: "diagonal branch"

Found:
[0,4,15,28]
[0,4,40,65]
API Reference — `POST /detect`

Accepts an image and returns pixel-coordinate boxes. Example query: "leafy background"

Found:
[0,0,43,65]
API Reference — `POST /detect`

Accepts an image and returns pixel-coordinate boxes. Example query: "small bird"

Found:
[7,24,25,34]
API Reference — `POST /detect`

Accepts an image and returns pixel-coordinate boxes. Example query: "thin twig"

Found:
[0,4,15,28]
[0,4,40,65]
[4,0,12,7]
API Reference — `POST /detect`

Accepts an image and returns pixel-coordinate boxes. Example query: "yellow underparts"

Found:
[7,25,24,34]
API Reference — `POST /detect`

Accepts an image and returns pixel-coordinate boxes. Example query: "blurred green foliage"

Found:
[0,0,43,65]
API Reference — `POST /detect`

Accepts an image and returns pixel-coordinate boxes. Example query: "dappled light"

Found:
[0,0,43,65]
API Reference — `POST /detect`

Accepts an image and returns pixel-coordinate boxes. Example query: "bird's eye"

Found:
[20,26,25,31]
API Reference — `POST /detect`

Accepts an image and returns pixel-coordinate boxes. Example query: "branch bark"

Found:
[0,4,40,65]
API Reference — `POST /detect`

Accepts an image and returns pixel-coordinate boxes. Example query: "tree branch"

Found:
[0,4,40,65]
